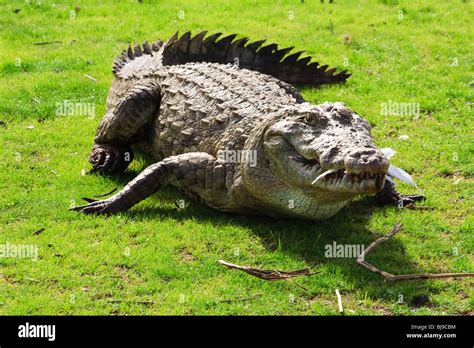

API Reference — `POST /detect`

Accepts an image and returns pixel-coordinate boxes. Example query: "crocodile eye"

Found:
[304,113,314,123]
[334,107,353,124]
[302,112,328,127]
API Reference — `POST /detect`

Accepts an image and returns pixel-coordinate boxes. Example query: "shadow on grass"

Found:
[93,153,432,307]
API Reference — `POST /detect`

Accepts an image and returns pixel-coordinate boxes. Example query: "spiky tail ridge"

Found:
[113,31,350,86]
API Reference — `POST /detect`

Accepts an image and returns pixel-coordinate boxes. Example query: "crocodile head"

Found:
[243,102,389,219]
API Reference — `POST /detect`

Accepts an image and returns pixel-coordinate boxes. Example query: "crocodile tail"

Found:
[161,31,350,86]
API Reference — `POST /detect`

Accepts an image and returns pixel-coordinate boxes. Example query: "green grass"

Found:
[0,0,472,315]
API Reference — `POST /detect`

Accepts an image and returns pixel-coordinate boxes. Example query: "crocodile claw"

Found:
[376,178,426,208]
[88,144,133,175]
[397,194,426,207]
[69,199,118,215]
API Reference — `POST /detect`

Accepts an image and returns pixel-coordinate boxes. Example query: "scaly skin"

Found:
[71,32,424,219]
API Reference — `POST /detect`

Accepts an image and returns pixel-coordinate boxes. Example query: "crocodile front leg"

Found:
[376,178,426,208]
[71,152,230,215]
[88,143,134,174]
[89,79,161,175]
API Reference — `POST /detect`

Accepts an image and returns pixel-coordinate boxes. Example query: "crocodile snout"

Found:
[343,148,389,174]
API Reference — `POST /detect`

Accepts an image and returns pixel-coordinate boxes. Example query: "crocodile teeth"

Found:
[342,174,350,186]
[311,169,338,185]
[375,175,384,191]
[360,179,371,190]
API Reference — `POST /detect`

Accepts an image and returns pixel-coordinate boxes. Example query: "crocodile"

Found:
[71,31,425,219]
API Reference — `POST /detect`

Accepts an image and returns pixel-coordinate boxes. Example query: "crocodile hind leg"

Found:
[376,179,426,208]
[89,79,161,175]
[72,152,231,215]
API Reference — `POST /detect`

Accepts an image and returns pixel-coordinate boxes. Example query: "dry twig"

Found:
[32,227,45,236]
[33,41,62,45]
[405,204,435,211]
[218,260,318,280]
[85,74,97,81]
[335,289,344,315]
[357,223,474,281]
[106,299,154,305]
[93,187,117,198]
[215,294,261,304]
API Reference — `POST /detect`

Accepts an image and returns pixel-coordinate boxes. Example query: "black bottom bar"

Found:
[0,316,471,346]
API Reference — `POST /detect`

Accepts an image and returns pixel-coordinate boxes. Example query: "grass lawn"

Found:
[0,0,472,315]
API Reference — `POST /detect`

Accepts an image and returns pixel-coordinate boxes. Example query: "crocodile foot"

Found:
[70,198,118,215]
[88,144,133,175]
[397,194,426,206]
[376,179,426,209]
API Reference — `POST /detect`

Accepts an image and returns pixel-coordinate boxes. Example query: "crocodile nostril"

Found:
[344,149,389,173]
